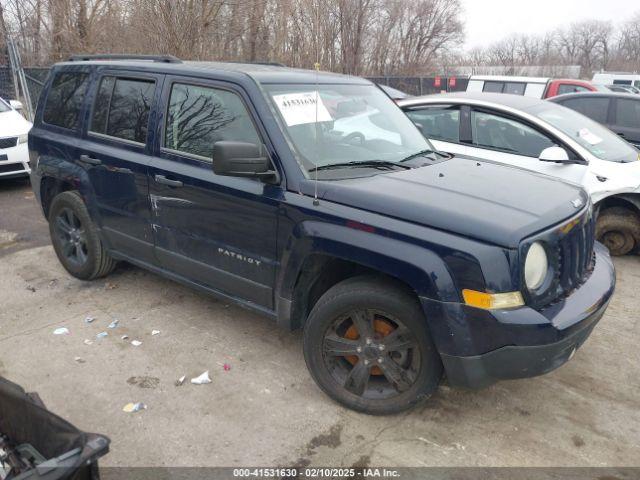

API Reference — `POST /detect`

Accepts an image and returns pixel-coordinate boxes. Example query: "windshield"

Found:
[527,102,639,163]
[263,83,434,175]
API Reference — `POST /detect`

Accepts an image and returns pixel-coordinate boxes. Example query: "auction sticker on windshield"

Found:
[272,91,332,126]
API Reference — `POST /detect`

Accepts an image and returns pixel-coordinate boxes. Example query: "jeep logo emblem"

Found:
[571,198,584,208]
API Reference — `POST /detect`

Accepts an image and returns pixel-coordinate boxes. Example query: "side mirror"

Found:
[9,100,23,111]
[539,146,571,163]
[212,141,276,180]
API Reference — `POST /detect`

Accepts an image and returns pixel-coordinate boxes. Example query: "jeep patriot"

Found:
[29,55,615,414]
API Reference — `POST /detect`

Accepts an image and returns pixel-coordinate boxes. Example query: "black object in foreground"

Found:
[0,376,109,480]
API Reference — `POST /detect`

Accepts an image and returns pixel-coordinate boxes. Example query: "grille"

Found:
[556,213,596,295]
[0,163,25,174]
[0,137,18,149]
[524,209,596,310]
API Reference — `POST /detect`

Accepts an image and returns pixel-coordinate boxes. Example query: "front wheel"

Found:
[596,207,640,256]
[303,276,442,415]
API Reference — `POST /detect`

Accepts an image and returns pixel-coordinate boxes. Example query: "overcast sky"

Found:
[461,0,639,49]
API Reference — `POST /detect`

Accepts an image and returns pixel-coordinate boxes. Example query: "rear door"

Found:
[80,70,162,264]
[148,76,281,310]
[611,97,640,148]
[403,104,469,156]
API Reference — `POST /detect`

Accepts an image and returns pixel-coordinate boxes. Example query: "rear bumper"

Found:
[421,242,615,389]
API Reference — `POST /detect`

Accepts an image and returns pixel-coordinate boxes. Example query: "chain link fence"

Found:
[0,65,49,112]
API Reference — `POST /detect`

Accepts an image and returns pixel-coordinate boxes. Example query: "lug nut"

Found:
[356,346,362,353]
[377,357,383,363]
[366,338,372,345]
[378,344,385,351]
[364,359,370,366]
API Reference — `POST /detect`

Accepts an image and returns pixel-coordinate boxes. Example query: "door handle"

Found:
[79,154,102,166]
[154,174,183,187]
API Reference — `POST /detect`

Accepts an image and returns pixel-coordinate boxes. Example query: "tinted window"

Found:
[91,77,155,143]
[615,99,640,129]
[405,106,460,142]
[483,81,504,93]
[504,82,525,95]
[559,97,609,124]
[557,84,591,95]
[43,72,89,129]
[471,110,554,157]
[165,83,260,159]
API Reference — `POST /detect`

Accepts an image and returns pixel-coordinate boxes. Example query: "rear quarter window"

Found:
[614,99,640,128]
[43,71,90,129]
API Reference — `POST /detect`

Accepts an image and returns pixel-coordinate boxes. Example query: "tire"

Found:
[303,276,443,415]
[48,190,117,280]
[596,207,640,256]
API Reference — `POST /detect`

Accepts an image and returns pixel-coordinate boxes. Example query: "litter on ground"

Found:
[131,340,142,347]
[74,357,85,364]
[84,316,95,324]
[121,335,129,340]
[191,371,211,385]
[223,363,231,371]
[108,319,119,329]
[96,332,108,339]
[53,327,69,335]
[151,330,160,336]
[83,339,93,345]
[175,375,186,387]
[122,402,146,413]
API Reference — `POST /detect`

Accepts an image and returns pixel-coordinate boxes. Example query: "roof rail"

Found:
[68,54,181,64]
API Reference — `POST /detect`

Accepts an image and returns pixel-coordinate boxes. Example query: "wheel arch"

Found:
[275,221,456,331]
[596,193,640,217]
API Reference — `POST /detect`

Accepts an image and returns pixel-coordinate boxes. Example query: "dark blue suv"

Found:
[29,55,615,414]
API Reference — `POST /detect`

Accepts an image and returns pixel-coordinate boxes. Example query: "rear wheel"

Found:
[596,207,640,256]
[48,191,116,280]
[303,276,442,415]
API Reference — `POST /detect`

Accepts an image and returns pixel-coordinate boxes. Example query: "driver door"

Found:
[463,108,588,187]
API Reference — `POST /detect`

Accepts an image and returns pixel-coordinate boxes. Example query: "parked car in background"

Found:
[400,92,640,255]
[549,92,640,149]
[29,55,615,414]
[378,84,410,101]
[466,75,597,99]
[0,97,32,179]
[592,72,640,90]
[603,84,640,94]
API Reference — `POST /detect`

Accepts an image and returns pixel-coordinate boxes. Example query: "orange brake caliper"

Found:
[344,317,394,375]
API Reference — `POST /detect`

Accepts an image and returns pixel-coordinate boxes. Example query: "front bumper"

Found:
[0,141,30,178]
[421,242,615,389]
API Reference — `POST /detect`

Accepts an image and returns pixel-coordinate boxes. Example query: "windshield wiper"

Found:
[400,149,451,162]
[309,160,413,172]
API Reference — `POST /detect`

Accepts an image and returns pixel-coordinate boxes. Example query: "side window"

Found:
[164,83,260,159]
[557,84,590,95]
[471,110,555,157]
[483,81,504,93]
[560,97,609,124]
[405,106,460,142]
[43,71,90,129]
[90,76,155,143]
[614,99,640,129]
[504,82,525,95]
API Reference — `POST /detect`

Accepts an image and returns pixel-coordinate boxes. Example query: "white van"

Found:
[592,72,640,89]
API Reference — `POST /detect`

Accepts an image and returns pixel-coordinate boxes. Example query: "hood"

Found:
[301,156,588,248]
[0,109,32,136]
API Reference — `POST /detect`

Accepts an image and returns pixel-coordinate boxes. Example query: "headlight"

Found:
[524,242,548,290]
[18,134,28,144]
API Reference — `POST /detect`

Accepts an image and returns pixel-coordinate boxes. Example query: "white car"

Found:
[399,92,640,255]
[0,98,32,179]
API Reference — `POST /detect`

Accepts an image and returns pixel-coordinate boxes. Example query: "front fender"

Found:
[276,219,458,305]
